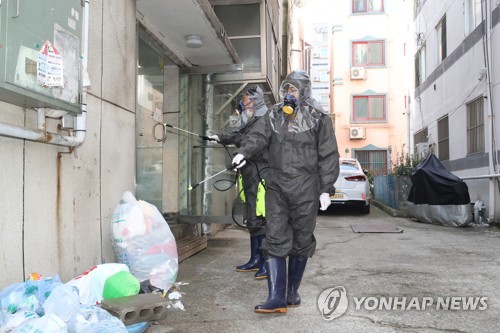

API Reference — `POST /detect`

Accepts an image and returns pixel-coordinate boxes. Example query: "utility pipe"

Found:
[0,0,89,147]
[202,73,215,236]
[460,174,500,180]
[484,0,495,222]
[37,109,46,131]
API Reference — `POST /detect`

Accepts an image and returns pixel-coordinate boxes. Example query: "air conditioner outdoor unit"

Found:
[350,67,366,80]
[415,142,430,157]
[349,127,366,139]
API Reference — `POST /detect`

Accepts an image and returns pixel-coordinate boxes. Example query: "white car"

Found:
[330,158,371,214]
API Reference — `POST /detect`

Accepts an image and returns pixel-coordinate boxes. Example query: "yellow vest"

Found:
[256,179,266,217]
[238,175,266,217]
[238,175,246,203]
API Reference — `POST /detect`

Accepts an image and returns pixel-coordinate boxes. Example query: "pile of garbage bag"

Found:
[0,270,136,332]
[0,192,181,332]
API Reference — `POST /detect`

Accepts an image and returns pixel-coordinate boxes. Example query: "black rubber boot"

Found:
[254,255,268,279]
[287,256,308,307]
[254,235,267,279]
[254,256,287,313]
[236,236,260,272]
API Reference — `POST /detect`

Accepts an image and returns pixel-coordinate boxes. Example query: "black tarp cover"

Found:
[408,153,470,205]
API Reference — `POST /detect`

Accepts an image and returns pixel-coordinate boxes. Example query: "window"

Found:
[319,47,329,58]
[353,95,386,122]
[414,45,426,86]
[467,97,484,154]
[437,115,449,160]
[436,16,447,63]
[355,150,388,175]
[465,0,482,35]
[214,4,261,72]
[353,0,384,13]
[319,70,329,82]
[414,127,428,145]
[352,41,385,66]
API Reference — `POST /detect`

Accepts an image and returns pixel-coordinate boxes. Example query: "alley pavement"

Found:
[149,206,500,333]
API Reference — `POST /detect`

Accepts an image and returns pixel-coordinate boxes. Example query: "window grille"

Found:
[437,115,449,160]
[466,97,484,154]
[355,150,388,175]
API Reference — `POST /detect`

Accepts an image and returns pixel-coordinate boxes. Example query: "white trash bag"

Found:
[112,192,178,293]
[65,264,130,306]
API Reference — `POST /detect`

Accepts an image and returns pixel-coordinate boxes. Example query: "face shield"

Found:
[280,70,312,103]
[246,85,267,117]
[279,83,299,99]
[269,71,318,133]
[237,94,255,124]
[234,85,267,126]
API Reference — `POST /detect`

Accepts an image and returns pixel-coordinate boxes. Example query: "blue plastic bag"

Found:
[0,276,62,316]
[126,322,150,333]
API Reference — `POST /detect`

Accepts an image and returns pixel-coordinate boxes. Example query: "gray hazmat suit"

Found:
[237,70,340,258]
[217,86,269,236]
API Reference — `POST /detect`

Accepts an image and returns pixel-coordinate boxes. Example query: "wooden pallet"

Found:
[177,235,208,262]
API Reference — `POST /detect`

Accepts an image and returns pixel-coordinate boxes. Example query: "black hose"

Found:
[206,140,268,230]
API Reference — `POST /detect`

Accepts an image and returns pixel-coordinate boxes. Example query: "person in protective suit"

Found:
[208,85,270,280]
[232,70,340,313]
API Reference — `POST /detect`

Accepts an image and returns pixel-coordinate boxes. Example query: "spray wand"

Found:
[154,122,218,142]
[188,160,245,191]
[153,123,242,190]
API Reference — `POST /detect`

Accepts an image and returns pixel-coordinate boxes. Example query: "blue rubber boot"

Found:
[254,256,287,313]
[254,235,267,279]
[287,256,308,307]
[236,236,260,272]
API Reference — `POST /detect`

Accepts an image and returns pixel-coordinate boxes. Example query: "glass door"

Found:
[136,38,164,210]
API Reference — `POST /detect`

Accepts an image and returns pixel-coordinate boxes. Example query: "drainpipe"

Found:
[202,73,214,236]
[0,0,89,147]
[485,0,495,222]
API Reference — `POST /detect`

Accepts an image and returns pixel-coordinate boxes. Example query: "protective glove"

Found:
[207,134,220,143]
[200,134,220,142]
[319,193,331,211]
[232,153,246,170]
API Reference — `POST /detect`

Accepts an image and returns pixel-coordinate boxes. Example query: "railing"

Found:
[373,175,411,209]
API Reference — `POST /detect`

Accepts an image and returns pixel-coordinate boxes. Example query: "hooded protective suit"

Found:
[216,85,269,236]
[237,70,340,258]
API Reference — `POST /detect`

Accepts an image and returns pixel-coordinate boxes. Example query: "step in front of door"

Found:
[177,235,208,262]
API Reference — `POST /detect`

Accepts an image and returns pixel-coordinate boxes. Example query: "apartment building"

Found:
[0,0,284,287]
[413,0,500,221]
[292,0,413,176]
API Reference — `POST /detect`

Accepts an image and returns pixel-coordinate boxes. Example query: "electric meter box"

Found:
[0,0,84,113]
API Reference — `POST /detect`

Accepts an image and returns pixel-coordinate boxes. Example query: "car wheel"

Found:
[361,203,370,214]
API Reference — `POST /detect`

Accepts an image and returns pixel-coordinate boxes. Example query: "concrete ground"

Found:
[148,206,500,333]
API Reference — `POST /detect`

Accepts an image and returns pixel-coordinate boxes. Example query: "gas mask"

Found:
[237,100,246,114]
[282,93,297,116]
